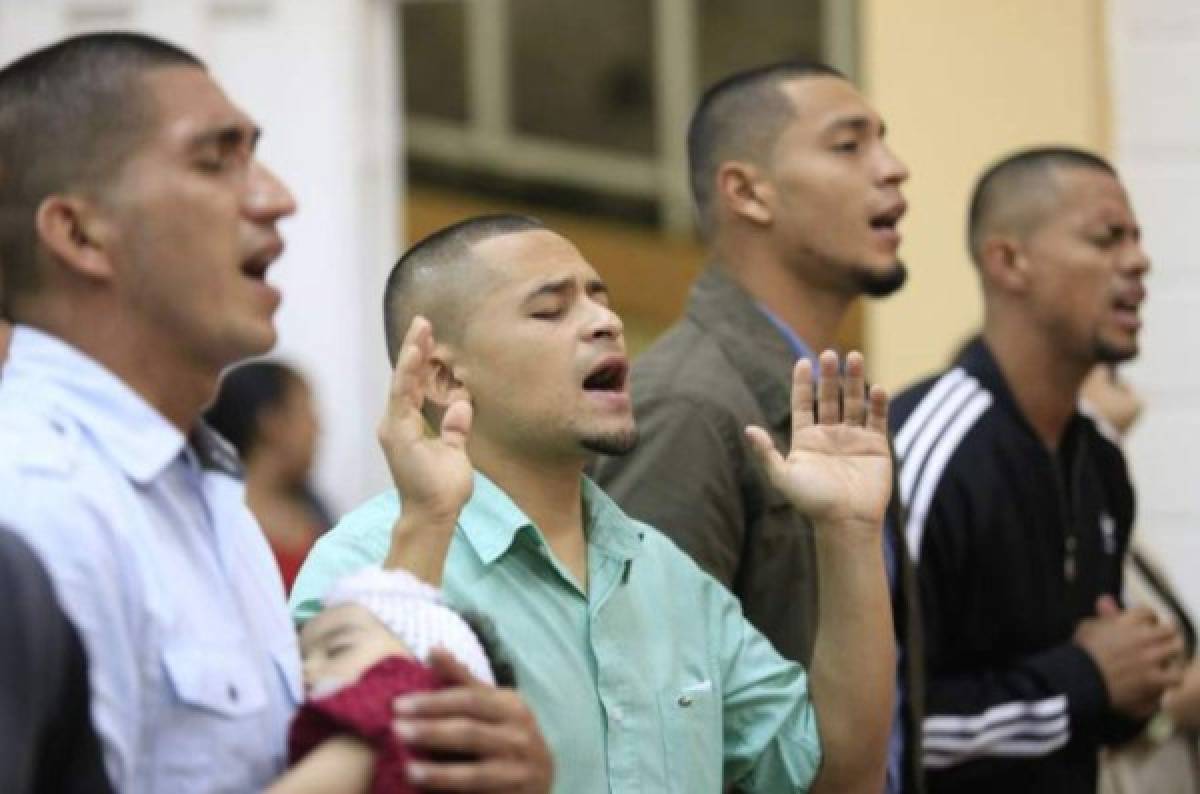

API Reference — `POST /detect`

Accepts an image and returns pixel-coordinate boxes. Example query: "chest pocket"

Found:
[659,679,722,793]
[162,642,268,718]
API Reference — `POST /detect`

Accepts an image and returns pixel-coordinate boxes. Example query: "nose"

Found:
[585,299,624,343]
[1123,239,1151,278]
[877,141,910,187]
[244,160,297,222]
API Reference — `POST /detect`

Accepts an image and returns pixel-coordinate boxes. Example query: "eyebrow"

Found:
[824,115,886,137]
[307,623,361,649]
[189,121,262,153]
[522,276,609,304]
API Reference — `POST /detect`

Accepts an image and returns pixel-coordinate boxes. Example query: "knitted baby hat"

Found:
[323,566,497,686]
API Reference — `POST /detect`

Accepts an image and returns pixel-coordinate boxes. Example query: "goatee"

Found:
[854,261,908,298]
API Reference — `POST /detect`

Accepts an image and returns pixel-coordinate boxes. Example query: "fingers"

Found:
[744,425,785,483]
[441,399,473,450]
[790,359,815,432]
[428,647,483,687]
[1124,605,1161,626]
[816,351,840,425]
[396,684,520,725]
[843,352,866,425]
[1095,594,1121,618]
[392,661,552,792]
[792,350,885,431]
[867,383,889,435]
[407,757,545,792]
[382,316,434,430]
[396,715,531,764]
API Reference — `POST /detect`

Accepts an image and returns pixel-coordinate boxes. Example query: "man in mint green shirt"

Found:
[292,215,896,793]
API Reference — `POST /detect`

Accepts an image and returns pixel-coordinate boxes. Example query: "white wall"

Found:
[0,0,401,514]
[1108,1,1200,611]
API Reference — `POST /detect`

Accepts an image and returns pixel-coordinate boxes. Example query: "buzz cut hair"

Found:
[0,32,204,305]
[686,58,845,231]
[967,146,1116,266]
[383,214,546,364]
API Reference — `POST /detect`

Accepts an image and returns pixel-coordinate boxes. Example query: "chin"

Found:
[1093,337,1138,365]
[852,260,908,298]
[581,426,639,456]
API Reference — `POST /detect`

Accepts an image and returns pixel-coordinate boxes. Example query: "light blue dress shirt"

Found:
[292,471,822,794]
[0,327,302,793]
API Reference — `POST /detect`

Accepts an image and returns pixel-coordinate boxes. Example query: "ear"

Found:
[977,235,1030,295]
[424,343,470,412]
[34,195,115,282]
[715,161,773,226]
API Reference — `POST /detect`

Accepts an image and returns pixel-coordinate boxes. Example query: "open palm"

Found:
[746,352,892,534]
[377,317,474,521]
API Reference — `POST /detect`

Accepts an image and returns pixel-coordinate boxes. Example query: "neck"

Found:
[19,299,220,433]
[469,438,586,543]
[982,312,1090,450]
[244,451,295,498]
[713,233,853,354]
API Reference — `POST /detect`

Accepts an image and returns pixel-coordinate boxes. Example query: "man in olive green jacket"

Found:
[593,59,925,794]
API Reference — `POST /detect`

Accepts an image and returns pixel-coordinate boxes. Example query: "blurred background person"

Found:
[1082,365,1200,794]
[0,528,113,794]
[891,147,1164,793]
[207,361,333,592]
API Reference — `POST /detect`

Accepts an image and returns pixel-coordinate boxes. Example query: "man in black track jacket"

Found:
[890,147,1179,794]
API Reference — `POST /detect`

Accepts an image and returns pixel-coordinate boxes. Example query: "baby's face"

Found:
[300,603,412,694]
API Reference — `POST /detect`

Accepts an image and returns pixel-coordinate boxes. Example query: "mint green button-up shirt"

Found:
[290,473,821,793]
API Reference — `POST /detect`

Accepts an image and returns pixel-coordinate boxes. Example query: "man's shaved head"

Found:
[967,146,1116,267]
[687,59,845,230]
[0,32,203,304]
[383,214,546,363]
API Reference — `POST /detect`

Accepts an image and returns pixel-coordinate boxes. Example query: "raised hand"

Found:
[379,317,474,583]
[378,316,474,520]
[745,350,892,539]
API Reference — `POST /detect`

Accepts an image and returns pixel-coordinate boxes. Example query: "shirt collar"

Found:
[457,471,643,566]
[755,302,816,365]
[4,325,188,484]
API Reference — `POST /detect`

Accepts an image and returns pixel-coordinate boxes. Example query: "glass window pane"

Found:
[697,0,824,89]
[509,0,655,154]
[402,1,468,122]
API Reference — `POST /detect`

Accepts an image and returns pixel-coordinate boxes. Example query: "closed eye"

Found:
[326,641,355,659]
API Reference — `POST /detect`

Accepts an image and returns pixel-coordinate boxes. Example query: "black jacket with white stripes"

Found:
[889,338,1140,794]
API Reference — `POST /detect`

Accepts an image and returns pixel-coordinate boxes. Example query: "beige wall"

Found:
[859,0,1111,390]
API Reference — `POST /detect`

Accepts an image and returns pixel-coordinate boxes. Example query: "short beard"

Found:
[581,427,639,456]
[1093,337,1138,365]
[852,261,908,298]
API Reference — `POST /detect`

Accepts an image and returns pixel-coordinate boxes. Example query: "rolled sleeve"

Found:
[714,577,821,792]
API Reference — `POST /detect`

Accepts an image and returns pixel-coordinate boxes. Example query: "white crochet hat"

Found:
[323,566,496,685]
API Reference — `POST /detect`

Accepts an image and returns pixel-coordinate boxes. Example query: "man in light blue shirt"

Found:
[293,214,899,793]
[0,35,552,794]
[0,34,302,792]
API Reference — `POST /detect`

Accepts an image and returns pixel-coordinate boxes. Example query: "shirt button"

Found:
[610,707,623,723]
[678,695,693,708]
[228,684,239,703]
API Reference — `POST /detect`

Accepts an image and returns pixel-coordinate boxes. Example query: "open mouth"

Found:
[582,357,629,393]
[241,241,284,281]
[869,202,907,234]
[1111,285,1145,314]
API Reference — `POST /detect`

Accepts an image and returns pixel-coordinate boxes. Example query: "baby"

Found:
[288,567,512,794]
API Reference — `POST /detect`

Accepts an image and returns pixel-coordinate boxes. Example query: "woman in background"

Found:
[207,361,332,592]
